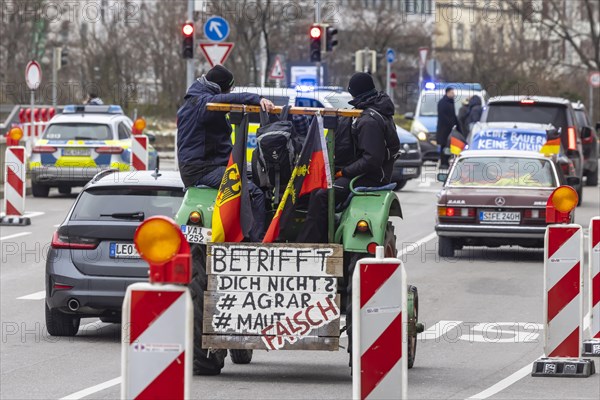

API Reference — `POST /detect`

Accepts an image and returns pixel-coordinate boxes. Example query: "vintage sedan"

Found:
[435,150,577,257]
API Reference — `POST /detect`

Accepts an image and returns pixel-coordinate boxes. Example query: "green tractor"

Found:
[174,103,423,375]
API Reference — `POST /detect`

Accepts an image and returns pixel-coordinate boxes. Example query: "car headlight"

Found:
[411,119,428,138]
[417,131,428,141]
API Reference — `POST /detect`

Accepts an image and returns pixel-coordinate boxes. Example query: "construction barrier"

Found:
[1,146,30,226]
[18,107,53,139]
[353,246,407,400]
[131,135,148,171]
[584,217,600,356]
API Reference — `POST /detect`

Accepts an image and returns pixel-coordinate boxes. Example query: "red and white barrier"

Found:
[121,283,192,399]
[353,247,407,400]
[131,135,148,171]
[1,146,30,226]
[18,107,53,139]
[584,217,600,356]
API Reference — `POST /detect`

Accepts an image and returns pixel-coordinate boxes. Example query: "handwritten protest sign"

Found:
[471,129,548,152]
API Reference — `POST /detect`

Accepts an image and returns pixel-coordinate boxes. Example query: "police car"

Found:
[29,105,158,197]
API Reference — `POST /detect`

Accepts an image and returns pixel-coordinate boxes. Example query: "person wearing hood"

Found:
[464,95,483,134]
[297,72,399,244]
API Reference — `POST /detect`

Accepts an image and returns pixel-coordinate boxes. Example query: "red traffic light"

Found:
[310,26,322,39]
[182,23,194,37]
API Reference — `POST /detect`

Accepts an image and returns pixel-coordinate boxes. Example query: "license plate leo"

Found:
[479,211,521,223]
[109,242,139,259]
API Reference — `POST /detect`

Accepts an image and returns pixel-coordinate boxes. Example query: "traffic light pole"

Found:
[186,0,194,90]
[315,0,321,86]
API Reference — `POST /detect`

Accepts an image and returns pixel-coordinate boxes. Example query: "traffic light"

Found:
[309,24,322,62]
[60,48,68,68]
[182,22,194,59]
[325,26,338,52]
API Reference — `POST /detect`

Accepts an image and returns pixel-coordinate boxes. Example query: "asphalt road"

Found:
[1,162,599,399]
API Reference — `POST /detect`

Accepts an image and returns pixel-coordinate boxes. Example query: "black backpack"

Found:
[252,106,298,203]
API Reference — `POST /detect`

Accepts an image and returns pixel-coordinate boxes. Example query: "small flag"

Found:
[449,129,467,155]
[540,138,561,155]
[211,114,253,243]
[263,116,331,243]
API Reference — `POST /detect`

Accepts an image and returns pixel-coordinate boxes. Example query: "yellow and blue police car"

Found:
[29,105,158,197]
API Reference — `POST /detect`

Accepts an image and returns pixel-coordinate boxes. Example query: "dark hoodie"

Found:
[335,91,400,183]
[464,95,483,129]
[176,76,261,187]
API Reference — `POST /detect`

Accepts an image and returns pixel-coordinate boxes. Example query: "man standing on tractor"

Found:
[297,72,400,243]
[177,65,275,242]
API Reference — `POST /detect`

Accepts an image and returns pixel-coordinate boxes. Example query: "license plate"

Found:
[181,225,212,244]
[479,211,521,223]
[63,148,91,156]
[402,167,418,175]
[109,242,140,259]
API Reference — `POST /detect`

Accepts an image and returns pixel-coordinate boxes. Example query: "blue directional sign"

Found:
[386,48,396,64]
[204,16,230,42]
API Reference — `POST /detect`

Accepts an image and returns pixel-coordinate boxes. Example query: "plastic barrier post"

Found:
[352,246,407,400]
[1,146,30,226]
[532,224,595,377]
[584,217,600,356]
[131,135,148,171]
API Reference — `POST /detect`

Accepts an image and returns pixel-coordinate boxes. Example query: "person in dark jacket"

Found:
[464,95,483,134]
[297,72,399,244]
[457,97,470,137]
[436,87,459,169]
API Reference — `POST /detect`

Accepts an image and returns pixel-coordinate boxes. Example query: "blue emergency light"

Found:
[62,105,124,114]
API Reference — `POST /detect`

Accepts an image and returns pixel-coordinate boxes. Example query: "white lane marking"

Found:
[60,377,121,400]
[0,231,32,241]
[418,320,463,341]
[466,362,533,399]
[398,232,437,257]
[17,290,45,300]
[0,211,45,218]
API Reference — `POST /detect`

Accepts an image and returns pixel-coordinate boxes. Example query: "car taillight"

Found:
[524,209,546,219]
[32,146,56,153]
[96,146,124,154]
[51,231,99,249]
[520,99,535,104]
[53,283,74,290]
[560,160,575,176]
[438,207,475,217]
[567,127,577,150]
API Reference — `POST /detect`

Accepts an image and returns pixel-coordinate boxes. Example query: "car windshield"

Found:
[44,123,112,141]
[486,103,568,132]
[574,109,589,127]
[448,156,556,188]
[70,187,184,220]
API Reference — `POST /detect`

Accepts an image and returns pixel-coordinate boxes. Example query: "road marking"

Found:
[417,320,463,341]
[60,377,121,400]
[398,232,437,257]
[17,290,45,300]
[466,362,533,399]
[0,232,32,241]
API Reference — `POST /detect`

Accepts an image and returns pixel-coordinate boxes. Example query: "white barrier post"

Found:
[584,217,600,356]
[1,146,30,226]
[131,135,148,171]
[352,246,407,400]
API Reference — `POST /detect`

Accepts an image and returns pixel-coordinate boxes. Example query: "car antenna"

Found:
[151,167,161,180]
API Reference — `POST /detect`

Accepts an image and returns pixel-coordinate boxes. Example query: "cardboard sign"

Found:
[471,129,548,152]
[203,243,343,350]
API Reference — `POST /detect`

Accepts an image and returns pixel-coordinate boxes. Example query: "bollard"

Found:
[121,216,192,399]
[532,186,594,377]
[584,217,600,356]
[1,143,30,226]
[130,135,149,171]
[352,245,407,400]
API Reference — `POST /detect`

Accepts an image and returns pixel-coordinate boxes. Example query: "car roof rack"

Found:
[91,168,120,183]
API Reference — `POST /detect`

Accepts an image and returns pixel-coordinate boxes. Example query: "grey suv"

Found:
[45,169,184,336]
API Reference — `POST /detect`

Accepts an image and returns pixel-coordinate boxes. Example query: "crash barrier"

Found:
[1,146,30,226]
[122,217,192,399]
[584,217,600,356]
[18,107,54,139]
[130,135,148,171]
[353,246,407,400]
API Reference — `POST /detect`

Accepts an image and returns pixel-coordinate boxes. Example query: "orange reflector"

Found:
[8,127,23,141]
[550,185,578,213]
[356,220,369,233]
[189,211,201,224]
[134,118,146,132]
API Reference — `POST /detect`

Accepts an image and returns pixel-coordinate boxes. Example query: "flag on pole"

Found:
[212,114,253,242]
[540,138,561,155]
[449,129,467,155]
[263,116,332,243]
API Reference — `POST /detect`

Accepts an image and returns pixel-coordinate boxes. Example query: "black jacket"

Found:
[436,95,459,146]
[335,91,399,184]
[464,96,483,129]
[176,77,261,186]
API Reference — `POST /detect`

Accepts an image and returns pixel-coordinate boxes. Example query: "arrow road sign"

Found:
[386,48,396,64]
[25,60,42,90]
[204,16,230,42]
[199,42,234,67]
[269,56,285,80]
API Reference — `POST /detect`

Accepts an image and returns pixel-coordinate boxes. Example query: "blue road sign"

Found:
[204,16,230,42]
[386,48,396,64]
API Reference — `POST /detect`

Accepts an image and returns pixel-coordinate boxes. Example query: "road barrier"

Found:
[131,135,148,171]
[1,146,30,226]
[19,107,53,139]
[122,217,192,399]
[584,217,600,356]
[352,246,407,400]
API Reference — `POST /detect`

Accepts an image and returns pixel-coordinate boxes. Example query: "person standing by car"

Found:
[464,95,483,135]
[436,86,460,169]
[457,97,470,136]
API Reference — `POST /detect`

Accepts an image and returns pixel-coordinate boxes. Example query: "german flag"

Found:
[212,114,253,243]
[263,117,332,243]
[449,129,467,155]
[540,138,561,155]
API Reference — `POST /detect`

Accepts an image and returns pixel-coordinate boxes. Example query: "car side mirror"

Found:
[404,112,414,120]
[580,126,593,139]
[437,173,448,183]
[566,176,581,187]
[145,133,156,144]
[546,128,561,141]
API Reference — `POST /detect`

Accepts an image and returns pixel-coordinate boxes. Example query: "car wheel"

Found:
[45,303,80,336]
[394,179,408,191]
[58,186,71,195]
[438,236,455,257]
[190,243,226,375]
[585,170,598,186]
[230,349,253,364]
[32,183,50,198]
[407,285,418,369]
